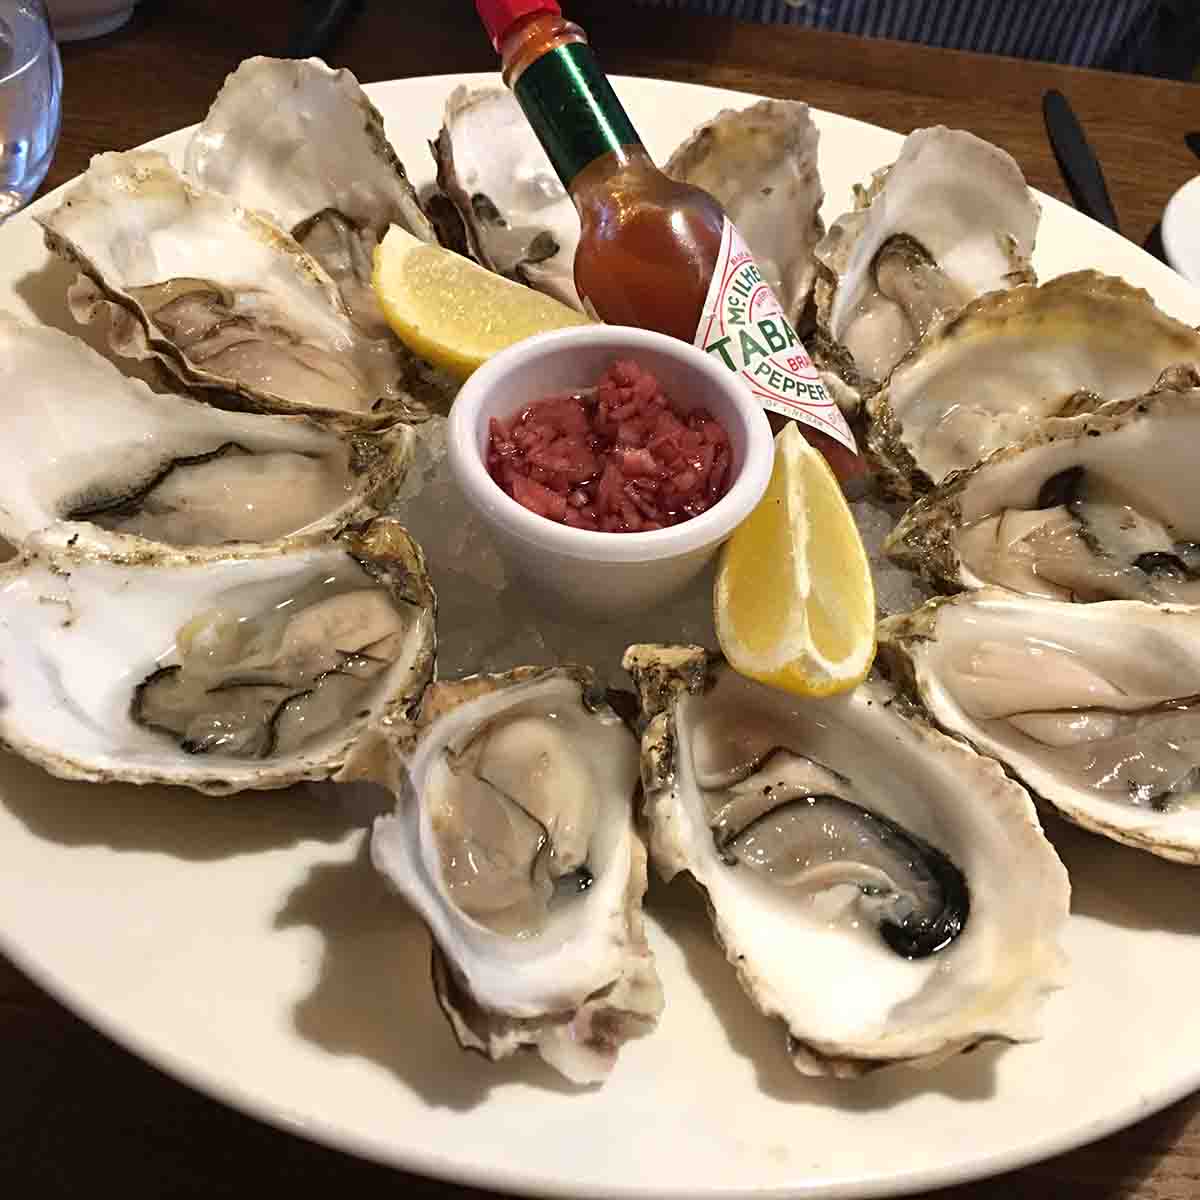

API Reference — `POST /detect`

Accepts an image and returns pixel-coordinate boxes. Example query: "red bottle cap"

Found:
[475,0,562,51]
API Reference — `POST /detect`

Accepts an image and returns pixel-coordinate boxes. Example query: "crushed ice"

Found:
[388,418,929,689]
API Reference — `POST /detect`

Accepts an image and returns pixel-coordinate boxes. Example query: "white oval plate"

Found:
[1162,173,1200,286]
[3,73,1200,1200]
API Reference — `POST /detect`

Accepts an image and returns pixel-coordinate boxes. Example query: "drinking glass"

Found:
[0,0,61,220]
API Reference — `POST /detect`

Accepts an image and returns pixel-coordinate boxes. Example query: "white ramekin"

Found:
[447,325,774,618]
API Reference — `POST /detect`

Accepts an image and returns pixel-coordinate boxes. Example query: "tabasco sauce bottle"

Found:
[474,0,863,486]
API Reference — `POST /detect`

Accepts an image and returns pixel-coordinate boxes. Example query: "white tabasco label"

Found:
[695,220,858,453]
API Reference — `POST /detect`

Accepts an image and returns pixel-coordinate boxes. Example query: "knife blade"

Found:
[1042,89,1121,234]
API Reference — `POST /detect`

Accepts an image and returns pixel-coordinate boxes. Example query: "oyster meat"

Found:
[0,313,413,550]
[39,151,423,427]
[880,590,1200,863]
[433,86,582,311]
[665,99,824,321]
[625,645,1069,1076]
[0,519,435,793]
[886,371,1200,603]
[867,272,1200,495]
[185,56,436,336]
[814,127,1039,400]
[357,667,662,1083]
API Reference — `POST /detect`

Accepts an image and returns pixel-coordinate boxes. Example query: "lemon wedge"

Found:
[371,225,590,379]
[715,422,875,697]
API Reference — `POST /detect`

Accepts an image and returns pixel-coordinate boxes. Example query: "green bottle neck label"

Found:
[513,41,642,186]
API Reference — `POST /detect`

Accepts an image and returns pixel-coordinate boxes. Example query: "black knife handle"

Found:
[1043,89,1121,233]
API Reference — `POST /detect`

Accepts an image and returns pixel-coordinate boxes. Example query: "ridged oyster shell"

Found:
[39,151,425,428]
[665,98,823,322]
[624,644,1069,1077]
[0,312,413,551]
[433,86,582,311]
[814,127,1039,400]
[885,369,1200,603]
[868,272,1200,496]
[0,518,435,794]
[353,666,662,1083]
[880,590,1200,863]
[184,56,436,337]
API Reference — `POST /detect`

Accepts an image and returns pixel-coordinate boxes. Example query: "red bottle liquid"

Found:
[475,0,864,486]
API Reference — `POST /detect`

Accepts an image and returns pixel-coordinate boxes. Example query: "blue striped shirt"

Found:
[633,0,1160,70]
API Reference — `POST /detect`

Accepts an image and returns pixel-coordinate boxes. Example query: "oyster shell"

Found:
[354,667,662,1083]
[814,127,1039,400]
[184,56,436,337]
[880,590,1200,863]
[625,644,1069,1077]
[39,151,424,428]
[868,272,1200,496]
[0,313,413,550]
[0,519,435,794]
[886,370,1200,603]
[433,86,582,311]
[665,99,823,321]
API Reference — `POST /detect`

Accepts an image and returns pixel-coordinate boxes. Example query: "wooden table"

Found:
[6,1,1200,1195]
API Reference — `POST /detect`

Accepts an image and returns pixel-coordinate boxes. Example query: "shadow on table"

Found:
[10,981,1195,1200]
[275,799,580,1111]
[0,751,361,861]
[14,259,172,386]
[1042,812,1200,935]
[2,996,509,1200]
[921,1090,1200,1200]
[15,258,81,334]
[276,831,1006,1112]
[649,874,1003,1111]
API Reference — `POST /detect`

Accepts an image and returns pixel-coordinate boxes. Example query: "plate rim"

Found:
[3,68,1200,1200]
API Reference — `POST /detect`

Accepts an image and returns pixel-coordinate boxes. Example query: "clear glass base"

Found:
[0,4,63,220]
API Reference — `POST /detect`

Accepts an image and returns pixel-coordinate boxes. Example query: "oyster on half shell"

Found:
[886,370,1200,603]
[867,272,1200,496]
[0,313,413,551]
[185,56,436,337]
[625,645,1069,1077]
[351,667,662,1084]
[665,98,824,322]
[39,151,426,428]
[814,127,1039,402]
[880,590,1200,863]
[433,86,582,311]
[0,519,435,794]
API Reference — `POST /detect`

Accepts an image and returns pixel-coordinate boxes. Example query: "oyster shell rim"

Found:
[623,643,1070,1077]
[878,589,1200,865]
[883,364,1200,595]
[865,271,1200,499]
[0,310,419,553]
[38,150,431,432]
[0,517,437,795]
[352,664,663,1083]
[813,124,1040,409]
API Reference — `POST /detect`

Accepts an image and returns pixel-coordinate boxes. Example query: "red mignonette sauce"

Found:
[488,359,733,532]
[474,0,863,487]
